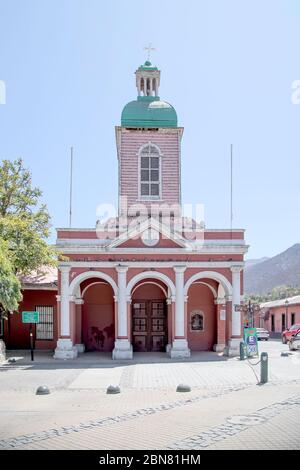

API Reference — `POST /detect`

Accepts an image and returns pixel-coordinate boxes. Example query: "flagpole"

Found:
[69,146,73,228]
[230,144,233,237]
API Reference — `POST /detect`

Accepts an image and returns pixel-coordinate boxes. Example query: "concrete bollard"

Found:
[106,385,121,394]
[36,386,50,395]
[176,383,191,392]
[260,352,268,384]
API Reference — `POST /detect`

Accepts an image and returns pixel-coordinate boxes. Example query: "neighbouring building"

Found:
[2,268,57,350]
[3,60,249,359]
[256,295,300,333]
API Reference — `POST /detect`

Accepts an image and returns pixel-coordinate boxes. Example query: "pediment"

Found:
[108,218,189,249]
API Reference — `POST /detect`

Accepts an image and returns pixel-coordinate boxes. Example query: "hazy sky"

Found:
[0,0,299,259]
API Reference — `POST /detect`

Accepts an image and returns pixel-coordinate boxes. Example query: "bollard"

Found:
[239,341,247,360]
[106,385,121,394]
[176,383,191,393]
[260,352,268,384]
[36,385,50,395]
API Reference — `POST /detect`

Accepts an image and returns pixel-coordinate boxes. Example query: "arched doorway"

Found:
[81,279,115,352]
[131,280,168,352]
[186,282,217,351]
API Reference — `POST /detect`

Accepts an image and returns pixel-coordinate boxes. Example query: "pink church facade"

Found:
[54,60,248,360]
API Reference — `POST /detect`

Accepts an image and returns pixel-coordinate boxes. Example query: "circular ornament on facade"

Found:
[141,229,159,247]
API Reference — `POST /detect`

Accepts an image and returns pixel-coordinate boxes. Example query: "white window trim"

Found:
[190,310,204,332]
[137,141,163,201]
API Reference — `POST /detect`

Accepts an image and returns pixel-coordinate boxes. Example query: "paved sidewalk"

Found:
[1,341,299,450]
[1,384,299,450]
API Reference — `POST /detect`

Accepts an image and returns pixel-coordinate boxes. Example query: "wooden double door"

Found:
[132,300,167,352]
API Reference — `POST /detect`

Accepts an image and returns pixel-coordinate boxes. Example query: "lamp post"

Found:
[285,299,289,330]
[235,300,260,329]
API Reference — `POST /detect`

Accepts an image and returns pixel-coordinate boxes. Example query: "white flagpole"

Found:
[69,146,73,228]
[230,144,233,237]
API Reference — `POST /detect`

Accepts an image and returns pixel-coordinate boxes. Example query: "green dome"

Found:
[121,96,177,128]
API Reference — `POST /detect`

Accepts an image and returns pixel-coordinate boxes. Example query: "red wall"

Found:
[187,284,216,351]
[82,283,115,352]
[4,289,57,350]
[258,305,300,333]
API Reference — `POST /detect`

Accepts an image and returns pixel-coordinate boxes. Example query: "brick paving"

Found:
[0,341,299,450]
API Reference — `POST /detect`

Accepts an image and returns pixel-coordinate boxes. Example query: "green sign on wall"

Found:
[244,327,259,357]
[22,311,40,324]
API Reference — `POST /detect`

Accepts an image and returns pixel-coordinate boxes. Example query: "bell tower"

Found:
[135,61,160,97]
[116,60,183,221]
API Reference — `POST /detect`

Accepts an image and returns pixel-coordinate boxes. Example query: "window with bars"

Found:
[35,306,54,340]
[140,144,160,198]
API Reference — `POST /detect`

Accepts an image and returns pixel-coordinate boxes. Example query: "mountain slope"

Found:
[244,244,300,295]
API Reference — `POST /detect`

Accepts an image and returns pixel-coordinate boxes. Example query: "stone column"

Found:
[154,78,158,96]
[170,267,190,358]
[213,298,226,352]
[54,266,78,359]
[74,298,85,353]
[112,266,133,359]
[226,266,243,356]
[0,339,5,363]
[166,297,172,354]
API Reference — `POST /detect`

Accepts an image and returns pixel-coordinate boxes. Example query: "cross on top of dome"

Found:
[144,43,156,62]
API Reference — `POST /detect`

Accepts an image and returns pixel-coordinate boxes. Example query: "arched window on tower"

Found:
[139,144,161,199]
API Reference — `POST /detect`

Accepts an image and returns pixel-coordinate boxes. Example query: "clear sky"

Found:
[0,0,299,259]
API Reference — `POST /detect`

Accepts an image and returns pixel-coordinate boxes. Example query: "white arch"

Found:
[81,281,111,298]
[131,281,168,298]
[184,271,232,298]
[69,271,118,298]
[126,271,175,297]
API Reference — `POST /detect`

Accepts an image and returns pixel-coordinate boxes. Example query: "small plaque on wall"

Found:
[220,310,226,321]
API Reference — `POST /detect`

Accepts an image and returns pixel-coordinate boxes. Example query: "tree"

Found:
[0,240,22,319]
[0,158,57,276]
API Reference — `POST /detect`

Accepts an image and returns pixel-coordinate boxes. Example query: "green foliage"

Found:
[245,285,300,303]
[0,158,58,318]
[0,240,22,317]
[0,158,57,276]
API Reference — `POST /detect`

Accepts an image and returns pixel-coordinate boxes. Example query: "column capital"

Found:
[174,266,186,273]
[225,295,232,302]
[56,295,61,302]
[184,295,189,303]
[59,265,71,273]
[126,295,132,303]
[75,298,84,305]
[230,265,243,273]
[116,265,128,273]
[215,297,226,305]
